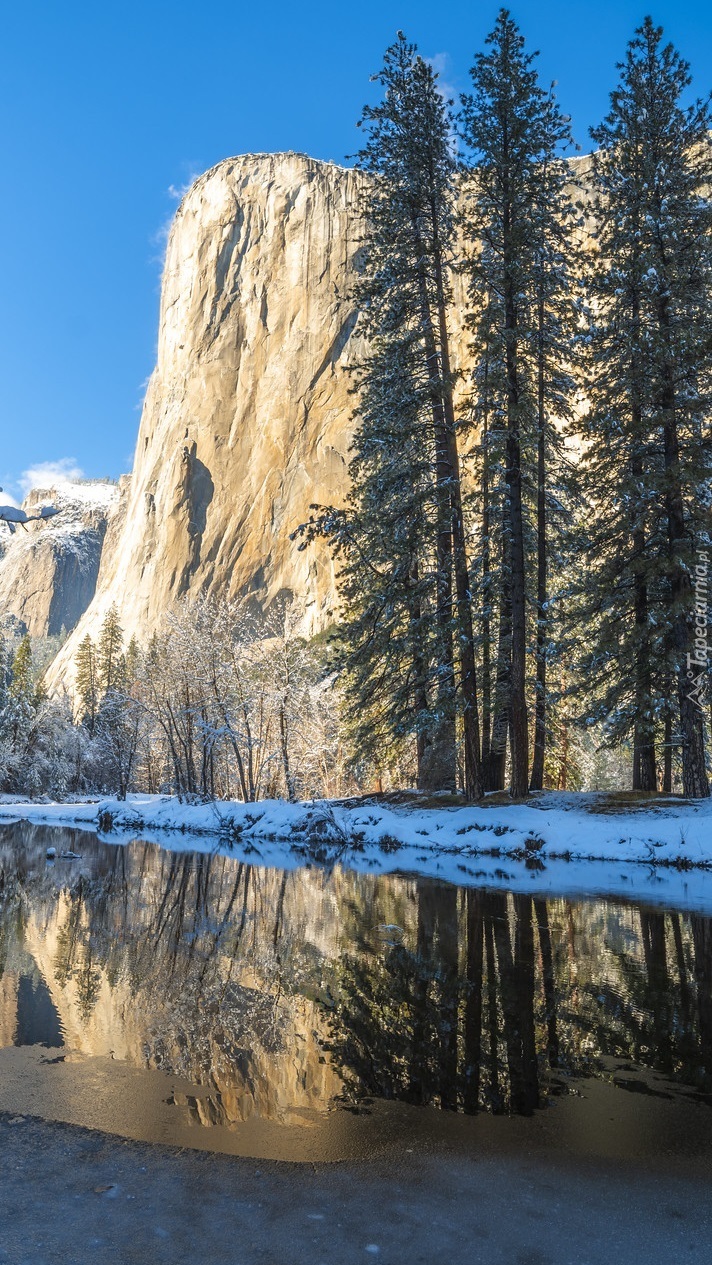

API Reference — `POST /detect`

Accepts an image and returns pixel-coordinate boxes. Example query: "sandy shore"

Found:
[1,1111,710,1265]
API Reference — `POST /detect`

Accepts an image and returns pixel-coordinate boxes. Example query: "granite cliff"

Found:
[48,153,368,686]
[0,481,119,639]
[44,151,591,688]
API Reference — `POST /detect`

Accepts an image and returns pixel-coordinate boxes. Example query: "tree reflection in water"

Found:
[0,821,711,1129]
[323,883,712,1116]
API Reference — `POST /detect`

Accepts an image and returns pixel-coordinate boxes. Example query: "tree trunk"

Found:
[279,704,296,802]
[407,555,433,789]
[480,377,492,767]
[484,546,511,792]
[630,408,657,791]
[632,565,657,791]
[530,294,547,792]
[663,705,673,794]
[503,229,529,798]
[429,190,483,798]
[413,239,457,791]
[658,295,708,797]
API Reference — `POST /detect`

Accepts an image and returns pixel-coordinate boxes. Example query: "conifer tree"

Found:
[124,635,141,686]
[75,634,98,734]
[0,633,11,716]
[578,17,711,797]
[460,9,579,796]
[299,33,483,796]
[9,635,33,699]
[298,326,441,779]
[97,604,125,696]
[5,635,36,750]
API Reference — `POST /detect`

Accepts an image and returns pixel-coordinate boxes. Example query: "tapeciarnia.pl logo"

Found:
[686,549,709,712]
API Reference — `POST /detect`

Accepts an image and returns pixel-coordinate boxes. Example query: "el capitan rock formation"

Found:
[47,152,369,686]
[45,150,591,688]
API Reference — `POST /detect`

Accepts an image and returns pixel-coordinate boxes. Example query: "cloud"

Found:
[151,168,203,268]
[19,459,85,497]
[0,486,21,509]
[425,52,457,105]
[167,176,199,201]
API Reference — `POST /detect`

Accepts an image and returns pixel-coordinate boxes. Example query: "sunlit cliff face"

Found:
[45,152,596,693]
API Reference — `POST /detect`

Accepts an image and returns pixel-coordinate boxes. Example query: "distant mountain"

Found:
[0,479,121,638]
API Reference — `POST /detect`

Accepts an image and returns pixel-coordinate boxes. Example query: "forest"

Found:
[0,11,710,804]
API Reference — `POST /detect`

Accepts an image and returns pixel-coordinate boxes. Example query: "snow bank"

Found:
[0,789,710,861]
[2,791,712,912]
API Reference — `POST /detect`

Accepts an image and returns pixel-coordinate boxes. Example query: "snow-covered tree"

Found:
[75,634,98,734]
[96,604,125,695]
[299,33,483,796]
[4,635,36,751]
[129,596,341,803]
[576,17,711,797]
[460,9,580,795]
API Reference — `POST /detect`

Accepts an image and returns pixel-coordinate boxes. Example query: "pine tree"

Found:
[299,325,442,780]
[578,17,711,797]
[527,95,581,792]
[5,635,36,750]
[96,620,142,801]
[0,633,11,716]
[97,604,125,696]
[460,9,579,796]
[298,33,483,795]
[124,636,141,686]
[9,635,33,699]
[75,634,98,734]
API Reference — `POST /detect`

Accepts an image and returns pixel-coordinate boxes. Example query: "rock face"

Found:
[46,151,593,688]
[0,481,119,639]
[48,153,367,686]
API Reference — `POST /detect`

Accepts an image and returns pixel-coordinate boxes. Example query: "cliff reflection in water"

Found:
[0,821,711,1130]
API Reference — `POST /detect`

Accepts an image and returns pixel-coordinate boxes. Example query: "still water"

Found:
[1,820,711,1165]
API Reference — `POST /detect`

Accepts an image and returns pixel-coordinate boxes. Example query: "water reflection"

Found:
[325,886,712,1116]
[0,821,711,1140]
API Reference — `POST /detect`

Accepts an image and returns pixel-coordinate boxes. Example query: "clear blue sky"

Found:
[1,0,710,498]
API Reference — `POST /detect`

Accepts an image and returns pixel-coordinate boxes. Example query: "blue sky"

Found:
[1,0,710,498]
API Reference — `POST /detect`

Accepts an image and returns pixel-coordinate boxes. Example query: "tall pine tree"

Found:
[299,33,483,796]
[97,605,125,696]
[4,635,36,751]
[75,634,98,734]
[578,17,711,797]
[460,9,579,796]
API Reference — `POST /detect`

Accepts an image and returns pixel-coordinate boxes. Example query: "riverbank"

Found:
[0,1110,709,1265]
[1,788,711,866]
[3,791,712,916]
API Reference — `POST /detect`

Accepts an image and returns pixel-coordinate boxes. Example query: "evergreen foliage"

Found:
[575,16,712,797]
[460,9,580,796]
[297,32,483,795]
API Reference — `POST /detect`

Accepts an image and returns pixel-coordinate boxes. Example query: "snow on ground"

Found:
[1,790,712,911]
